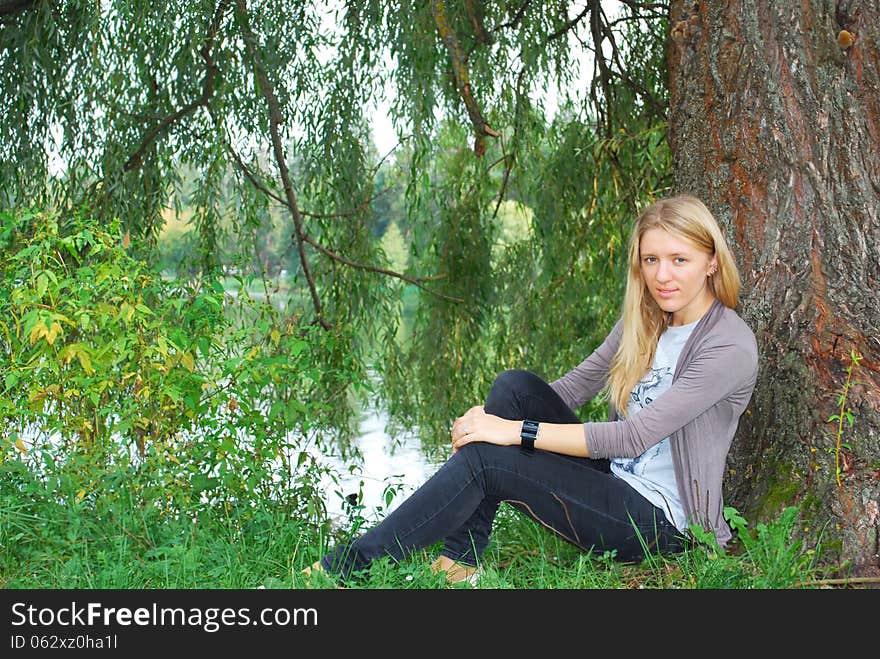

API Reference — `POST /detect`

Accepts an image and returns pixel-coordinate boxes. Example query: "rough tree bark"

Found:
[667,0,880,576]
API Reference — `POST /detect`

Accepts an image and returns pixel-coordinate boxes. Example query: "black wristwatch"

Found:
[520,420,540,453]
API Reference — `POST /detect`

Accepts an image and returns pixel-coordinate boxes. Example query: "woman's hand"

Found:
[450,405,521,454]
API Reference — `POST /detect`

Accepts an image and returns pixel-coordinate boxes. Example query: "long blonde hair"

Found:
[605,195,741,415]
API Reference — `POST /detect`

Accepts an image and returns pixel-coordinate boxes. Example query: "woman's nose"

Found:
[656,261,672,281]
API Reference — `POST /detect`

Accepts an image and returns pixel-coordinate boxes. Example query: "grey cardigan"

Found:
[549,299,759,547]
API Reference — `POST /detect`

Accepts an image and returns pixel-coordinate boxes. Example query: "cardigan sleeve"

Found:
[549,319,622,410]
[583,338,758,459]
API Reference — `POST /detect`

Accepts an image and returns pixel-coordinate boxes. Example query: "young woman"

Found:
[306,194,758,586]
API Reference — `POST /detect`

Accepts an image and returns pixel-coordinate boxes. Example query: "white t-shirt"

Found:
[610,319,699,532]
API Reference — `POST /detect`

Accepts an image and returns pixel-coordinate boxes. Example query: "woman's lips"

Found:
[656,288,678,298]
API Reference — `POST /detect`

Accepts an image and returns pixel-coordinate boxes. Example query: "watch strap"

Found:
[520,419,539,453]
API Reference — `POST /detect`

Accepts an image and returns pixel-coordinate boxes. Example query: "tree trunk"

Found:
[668,0,880,577]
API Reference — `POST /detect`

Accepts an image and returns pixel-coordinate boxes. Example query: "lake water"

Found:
[232,289,441,521]
[310,407,442,524]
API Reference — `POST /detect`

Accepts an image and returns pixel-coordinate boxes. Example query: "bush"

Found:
[1,208,358,585]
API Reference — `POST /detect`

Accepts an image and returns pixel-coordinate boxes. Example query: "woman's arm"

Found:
[451,406,590,457]
[451,339,756,459]
[548,319,622,410]
[584,341,758,459]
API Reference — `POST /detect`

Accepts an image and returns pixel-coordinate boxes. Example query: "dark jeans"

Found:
[320,369,685,581]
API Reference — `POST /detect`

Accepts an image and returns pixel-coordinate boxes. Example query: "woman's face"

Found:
[639,227,717,326]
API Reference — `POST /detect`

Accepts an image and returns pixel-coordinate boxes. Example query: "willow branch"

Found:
[302,236,463,303]
[222,137,395,218]
[215,115,462,304]
[589,0,614,138]
[617,0,668,13]
[493,0,531,34]
[234,0,329,329]
[429,0,499,157]
[123,102,204,173]
[464,0,491,45]
[299,189,396,219]
[546,3,591,42]
[122,0,230,173]
[600,10,665,119]
[492,67,527,220]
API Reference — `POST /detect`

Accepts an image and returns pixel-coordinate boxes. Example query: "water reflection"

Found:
[314,408,443,524]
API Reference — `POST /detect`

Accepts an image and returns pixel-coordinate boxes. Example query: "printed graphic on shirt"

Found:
[618,365,673,476]
[630,366,672,409]
[611,323,696,533]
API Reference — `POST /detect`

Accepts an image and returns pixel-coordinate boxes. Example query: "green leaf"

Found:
[184,389,201,412]
[290,340,310,357]
[723,505,748,532]
[191,474,220,493]
[36,271,49,299]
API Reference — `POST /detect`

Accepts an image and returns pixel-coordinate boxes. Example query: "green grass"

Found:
[300,503,834,590]
[0,477,311,589]
[1,486,844,590]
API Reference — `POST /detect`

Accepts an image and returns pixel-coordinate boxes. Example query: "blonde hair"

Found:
[605,195,741,415]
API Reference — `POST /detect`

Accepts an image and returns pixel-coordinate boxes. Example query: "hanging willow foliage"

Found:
[1,0,671,446]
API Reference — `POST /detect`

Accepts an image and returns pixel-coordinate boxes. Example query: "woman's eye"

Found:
[644,257,657,264]
[675,257,687,264]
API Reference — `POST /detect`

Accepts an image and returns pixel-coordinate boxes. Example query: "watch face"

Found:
[521,421,539,437]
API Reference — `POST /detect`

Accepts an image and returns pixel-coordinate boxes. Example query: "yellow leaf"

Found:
[270,329,281,346]
[58,345,74,364]
[180,352,194,372]
[120,302,135,323]
[167,453,180,465]
[54,313,75,327]
[29,319,48,346]
[14,439,27,454]
[46,321,62,346]
[76,489,86,503]
[76,349,94,375]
